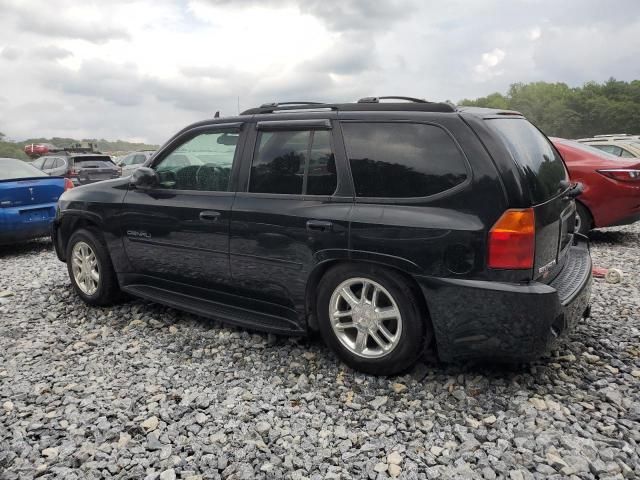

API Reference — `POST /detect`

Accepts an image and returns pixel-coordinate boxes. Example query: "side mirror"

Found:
[131,167,158,189]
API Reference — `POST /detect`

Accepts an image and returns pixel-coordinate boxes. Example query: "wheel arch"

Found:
[305,259,434,341]
[56,213,103,261]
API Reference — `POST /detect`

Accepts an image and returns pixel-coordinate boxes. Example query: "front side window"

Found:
[154,131,238,191]
[342,122,468,198]
[249,129,337,195]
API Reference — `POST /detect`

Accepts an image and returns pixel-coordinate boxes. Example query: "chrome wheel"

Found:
[329,277,403,359]
[71,241,100,295]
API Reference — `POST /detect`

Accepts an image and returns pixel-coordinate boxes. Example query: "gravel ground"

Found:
[1,224,639,480]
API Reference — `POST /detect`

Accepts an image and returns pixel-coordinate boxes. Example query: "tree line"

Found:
[459,78,640,139]
[0,132,158,160]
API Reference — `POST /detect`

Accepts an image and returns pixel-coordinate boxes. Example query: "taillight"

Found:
[64,178,74,191]
[67,168,78,177]
[488,208,535,269]
[597,169,640,182]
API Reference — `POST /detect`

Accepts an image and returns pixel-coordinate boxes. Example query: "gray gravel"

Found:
[1,224,639,480]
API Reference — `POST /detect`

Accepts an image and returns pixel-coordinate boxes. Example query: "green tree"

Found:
[459,79,640,138]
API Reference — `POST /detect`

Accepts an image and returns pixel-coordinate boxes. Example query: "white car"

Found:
[117,151,155,176]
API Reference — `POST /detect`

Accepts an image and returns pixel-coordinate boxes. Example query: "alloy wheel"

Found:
[329,277,403,358]
[71,241,100,296]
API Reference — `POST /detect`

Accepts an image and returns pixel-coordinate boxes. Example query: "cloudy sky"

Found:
[1,0,639,143]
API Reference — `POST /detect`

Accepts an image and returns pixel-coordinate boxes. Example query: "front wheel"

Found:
[316,264,430,375]
[66,228,121,306]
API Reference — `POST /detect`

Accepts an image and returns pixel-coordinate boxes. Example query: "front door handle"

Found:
[199,210,221,222]
[306,220,333,232]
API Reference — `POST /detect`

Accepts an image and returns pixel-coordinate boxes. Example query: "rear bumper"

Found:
[0,203,56,245]
[416,236,592,363]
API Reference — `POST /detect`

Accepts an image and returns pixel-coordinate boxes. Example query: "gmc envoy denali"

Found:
[52,97,592,375]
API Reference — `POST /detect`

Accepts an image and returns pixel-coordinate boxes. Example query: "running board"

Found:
[122,284,304,335]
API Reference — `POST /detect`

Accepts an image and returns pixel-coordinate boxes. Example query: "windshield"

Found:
[0,158,47,180]
[487,118,568,204]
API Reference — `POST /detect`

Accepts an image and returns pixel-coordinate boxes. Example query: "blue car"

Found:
[0,158,72,245]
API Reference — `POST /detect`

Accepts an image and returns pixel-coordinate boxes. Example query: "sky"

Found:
[1,0,639,144]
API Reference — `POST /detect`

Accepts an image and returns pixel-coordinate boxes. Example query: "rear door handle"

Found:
[306,220,333,232]
[199,210,221,222]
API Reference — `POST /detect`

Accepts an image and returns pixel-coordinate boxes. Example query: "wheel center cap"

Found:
[354,305,375,329]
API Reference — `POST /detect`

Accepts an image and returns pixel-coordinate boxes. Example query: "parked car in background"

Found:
[0,158,72,244]
[552,138,640,234]
[24,143,56,158]
[576,135,640,158]
[51,98,592,375]
[117,151,155,176]
[32,150,120,185]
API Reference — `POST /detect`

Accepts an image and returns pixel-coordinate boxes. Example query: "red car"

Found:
[552,137,640,234]
[24,143,56,158]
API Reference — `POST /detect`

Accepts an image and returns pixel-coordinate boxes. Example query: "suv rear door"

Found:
[229,117,352,311]
[484,117,574,282]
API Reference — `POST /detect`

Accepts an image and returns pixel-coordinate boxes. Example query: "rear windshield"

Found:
[0,159,47,180]
[487,118,568,203]
[72,156,115,167]
[558,139,620,159]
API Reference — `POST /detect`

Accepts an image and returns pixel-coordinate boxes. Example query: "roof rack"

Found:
[241,97,456,115]
[259,101,324,108]
[357,96,428,103]
[49,143,102,154]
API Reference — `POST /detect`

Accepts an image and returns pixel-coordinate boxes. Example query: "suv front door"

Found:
[229,118,352,314]
[121,124,245,289]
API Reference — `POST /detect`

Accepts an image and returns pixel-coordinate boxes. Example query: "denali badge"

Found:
[127,230,151,239]
[538,259,557,275]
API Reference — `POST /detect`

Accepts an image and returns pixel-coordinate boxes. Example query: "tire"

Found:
[316,263,431,375]
[66,228,122,306]
[575,202,592,235]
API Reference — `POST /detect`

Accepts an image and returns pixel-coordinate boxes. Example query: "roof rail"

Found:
[241,99,456,115]
[259,101,324,108]
[357,96,429,104]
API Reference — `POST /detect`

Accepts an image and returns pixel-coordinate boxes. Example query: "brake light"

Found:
[597,169,640,182]
[64,178,74,191]
[67,168,78,177]
[488,208,535,269]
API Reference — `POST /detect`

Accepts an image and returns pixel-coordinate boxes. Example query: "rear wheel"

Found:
[575,202,592,235]
[316,264,429,375]
[66,228,121,306]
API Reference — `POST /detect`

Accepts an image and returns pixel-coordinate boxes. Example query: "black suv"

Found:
[52,97,592,375]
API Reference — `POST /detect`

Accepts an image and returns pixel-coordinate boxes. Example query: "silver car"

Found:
[117,151,155,176]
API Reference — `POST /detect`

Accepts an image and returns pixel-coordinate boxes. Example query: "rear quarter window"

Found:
[341,122,468,198]
[487,118,568,204]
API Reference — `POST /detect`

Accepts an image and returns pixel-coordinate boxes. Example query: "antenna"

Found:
[214,111,220,119]
[237,96,240,115]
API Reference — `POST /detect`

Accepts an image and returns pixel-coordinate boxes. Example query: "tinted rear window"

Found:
[487,119,568,203]
[72,156,115,167]
[342,122,468,198]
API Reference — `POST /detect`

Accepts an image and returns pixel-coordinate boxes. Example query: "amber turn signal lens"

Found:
[487,208,535,270]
